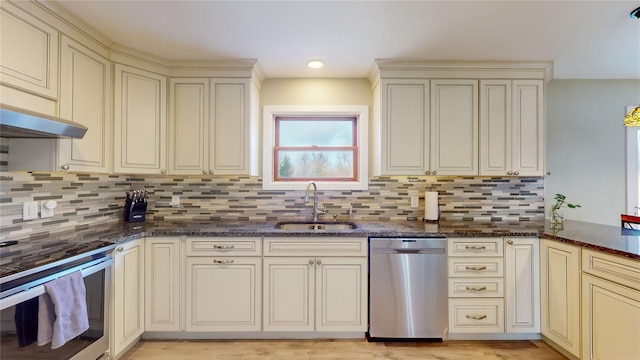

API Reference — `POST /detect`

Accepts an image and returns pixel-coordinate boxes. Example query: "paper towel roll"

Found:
[424,191,439,221]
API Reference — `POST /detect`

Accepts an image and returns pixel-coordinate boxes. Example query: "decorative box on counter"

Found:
[124,189,147,223]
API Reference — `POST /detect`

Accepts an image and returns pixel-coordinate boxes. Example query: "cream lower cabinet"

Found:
[581,249,640,360]
[448,237,539,336]
[185,237,262,331]
[145,237,182,332]
[112,239,145,359]
[540,239,581,358]
[263,238,368,333]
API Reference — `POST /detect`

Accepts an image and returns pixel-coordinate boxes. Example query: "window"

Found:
[263,105,369,190]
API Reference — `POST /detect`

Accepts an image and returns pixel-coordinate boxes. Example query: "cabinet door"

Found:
[430,80,478,175]
[185,256,261,331]
[58,35,112,173]
[114,64,167,174]
[263,257,314,332]
[168,78,209,174]
[504,237,540,333]
[512,80,544,176]
[479,80,512,176]
[380,79,430,175]
[145,237,181,332]
[582,273,640,360]
[540,239,581,358]
[315,257,367,332]
[210,78,250,175]
[0,3,58,100]
[112,239,145,358]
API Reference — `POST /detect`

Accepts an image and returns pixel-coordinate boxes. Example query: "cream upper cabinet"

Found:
[169,78,256,175]
[168,78,209,174]
[114,64,167,174]
[430,80,479,176]
[145,237,182,332]
[58,35,112,173]
[379,79,430,175]
[504,237,540,334]
[480,79,544,176]
[112,239,145,358]
[581,249,640,360]
[0,2,58,107]
[540,239,581,359]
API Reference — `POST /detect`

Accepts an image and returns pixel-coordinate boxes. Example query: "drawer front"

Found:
[449,298,504,333]
[448,278,504,297]
[582,249,640,291]
[187,237,262,256]
[448,238,504,257]
[263,237,367,257]
[448,258,504,277]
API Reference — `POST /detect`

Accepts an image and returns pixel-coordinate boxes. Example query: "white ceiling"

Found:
[47,0,640,79]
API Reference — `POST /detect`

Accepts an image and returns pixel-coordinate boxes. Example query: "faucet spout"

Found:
[304,182,324,221]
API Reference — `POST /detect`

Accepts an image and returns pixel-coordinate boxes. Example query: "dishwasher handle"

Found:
[372,248,445,255]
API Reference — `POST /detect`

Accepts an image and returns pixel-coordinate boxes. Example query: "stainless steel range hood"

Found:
[0,104,87,139]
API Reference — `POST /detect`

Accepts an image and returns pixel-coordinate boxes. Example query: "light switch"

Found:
[23,201,38,220]
[410,196,419,208]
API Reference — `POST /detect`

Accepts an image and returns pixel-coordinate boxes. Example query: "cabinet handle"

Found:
[465,265,487,271]
[214,245,235,249]
[506,240,513,245]
[61,164,70,171]
[116,247,124,252]
[465,286,487,292]
[465,245,486,250]
[309,259,314,265]
[316,259,322,265]
[213,259,234,264]
[202,170,207,175]
[161,169,166,174]
[466,314,487,320]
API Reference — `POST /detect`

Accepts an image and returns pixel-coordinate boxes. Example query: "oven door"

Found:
[0,256,113,360]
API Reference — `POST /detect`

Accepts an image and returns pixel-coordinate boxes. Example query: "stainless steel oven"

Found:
[1,246,114,360]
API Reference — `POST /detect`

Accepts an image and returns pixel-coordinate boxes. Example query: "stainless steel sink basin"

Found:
[274,222,357,230]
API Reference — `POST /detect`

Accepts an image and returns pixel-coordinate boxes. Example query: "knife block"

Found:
[124,197,147,223]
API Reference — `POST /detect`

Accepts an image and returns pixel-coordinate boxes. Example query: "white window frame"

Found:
[262,105,369,190]
[626,106,640,215]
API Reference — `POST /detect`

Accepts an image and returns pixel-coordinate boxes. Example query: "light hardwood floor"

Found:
[120,339,566,360]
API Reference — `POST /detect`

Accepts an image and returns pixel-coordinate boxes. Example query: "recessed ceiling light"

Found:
[307,60,324,69]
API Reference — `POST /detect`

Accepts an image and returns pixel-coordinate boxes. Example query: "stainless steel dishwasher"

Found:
[368,237,448,341]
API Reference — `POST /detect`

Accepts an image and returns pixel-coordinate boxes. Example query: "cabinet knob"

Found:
[316,259,322,265]
[309,259,314,265]
[116,246,124,252]
[161,169,166,174]
[546,171,551,176]
[513,171,520,176]
[507,239,514,245]
[209,170,214,175]
[431,171,437,175]
[202,170,207,175]
[507,171,513,175]
[61,164,70,171]
[424,171,430,175]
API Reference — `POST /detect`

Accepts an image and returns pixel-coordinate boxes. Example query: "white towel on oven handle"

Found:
[37,270,89,349]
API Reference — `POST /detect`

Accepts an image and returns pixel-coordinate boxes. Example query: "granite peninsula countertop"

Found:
[2,219,639,279]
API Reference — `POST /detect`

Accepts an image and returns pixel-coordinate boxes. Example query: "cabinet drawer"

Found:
[448,258,504,277]
[448,238,504,257]
[263,237,367,257]
[187,237,262,256]
[449,298,504,333]
[448,278,504,297]
[582,249,640,291]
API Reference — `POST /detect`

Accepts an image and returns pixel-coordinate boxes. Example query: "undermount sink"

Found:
[274,222,358,231]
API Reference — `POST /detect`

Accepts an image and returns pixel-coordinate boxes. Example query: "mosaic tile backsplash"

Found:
[0,169,544,241]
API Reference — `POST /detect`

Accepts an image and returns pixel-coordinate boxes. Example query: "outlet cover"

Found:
[41,203,54,218]
[23,201,38,220]
[410,196,419,208]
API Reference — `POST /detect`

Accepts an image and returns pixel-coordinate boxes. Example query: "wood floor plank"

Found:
[120,339,566,360]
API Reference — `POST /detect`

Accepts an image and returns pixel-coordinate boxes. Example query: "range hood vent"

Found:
[0,104,87,139]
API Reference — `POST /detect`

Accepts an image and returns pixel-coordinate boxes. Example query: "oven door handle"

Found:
[0,256,113,310]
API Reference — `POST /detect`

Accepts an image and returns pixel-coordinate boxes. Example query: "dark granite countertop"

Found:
[2,219,639,280]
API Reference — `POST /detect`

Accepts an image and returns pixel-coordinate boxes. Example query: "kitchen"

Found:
[1,1,639,359]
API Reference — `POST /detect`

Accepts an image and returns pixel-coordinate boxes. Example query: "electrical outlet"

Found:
[410,196,419,209]
[170,195,180,208]
[23,201,39,220]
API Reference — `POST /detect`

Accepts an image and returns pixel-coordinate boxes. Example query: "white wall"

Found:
[545,79,640,226]
[260,78,372,106]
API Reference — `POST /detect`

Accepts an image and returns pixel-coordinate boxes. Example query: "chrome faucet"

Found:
[304,182,325,221]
